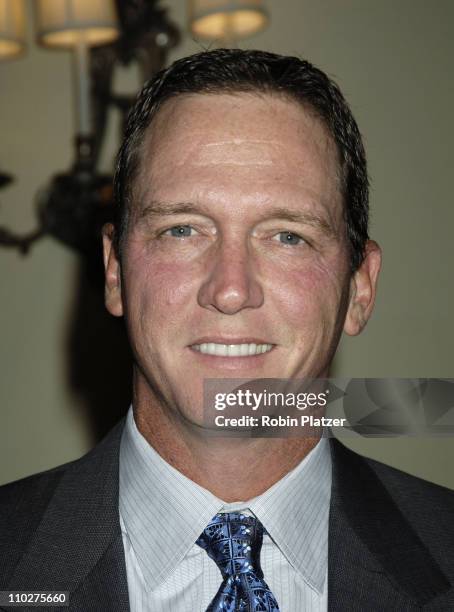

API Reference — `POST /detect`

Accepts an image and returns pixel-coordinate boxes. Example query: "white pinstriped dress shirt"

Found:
[119,407,331,611]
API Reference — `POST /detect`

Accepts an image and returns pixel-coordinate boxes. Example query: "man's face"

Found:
[104,93,377,424]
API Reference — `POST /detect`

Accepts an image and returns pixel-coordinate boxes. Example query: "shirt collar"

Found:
[119,407,222,591]
[247,435,332,593]
[119,406,331,594]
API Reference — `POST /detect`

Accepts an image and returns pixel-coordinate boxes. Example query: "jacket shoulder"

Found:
[0,461,75,585]
[330,439,454,607]
[333,439,454,553]
[332,438,454,503]
[0,419,125,587]
[0,460,74,512]
[364,450,454,511]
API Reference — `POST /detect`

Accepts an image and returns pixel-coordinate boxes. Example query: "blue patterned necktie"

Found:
[196,511,280,611]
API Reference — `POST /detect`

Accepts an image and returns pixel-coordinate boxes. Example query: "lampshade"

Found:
[0,0,26,60]
[189,0,268,41]
[35,0,119,48]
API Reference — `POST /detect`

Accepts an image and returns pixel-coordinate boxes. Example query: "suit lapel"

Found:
[6,420,130,612]
[328,439,450,610]
[69,533,129,611]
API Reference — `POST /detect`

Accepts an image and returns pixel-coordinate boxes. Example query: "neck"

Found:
[133,376,321,503]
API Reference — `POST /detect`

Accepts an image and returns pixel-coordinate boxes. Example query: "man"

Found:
[1,49,453,611]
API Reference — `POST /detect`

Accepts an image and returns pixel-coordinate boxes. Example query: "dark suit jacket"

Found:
[1,419,453,611]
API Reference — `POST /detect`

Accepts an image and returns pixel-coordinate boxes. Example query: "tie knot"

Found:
[196,512,264,578]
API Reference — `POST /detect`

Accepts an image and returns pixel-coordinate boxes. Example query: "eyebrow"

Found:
[138,201,204,219]
[138,200,337,237]
[258,205,337,237]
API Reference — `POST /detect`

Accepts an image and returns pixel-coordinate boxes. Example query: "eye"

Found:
[163,225,195,238]
[273,231,305,246]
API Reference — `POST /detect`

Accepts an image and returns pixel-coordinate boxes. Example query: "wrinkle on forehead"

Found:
[142,93,338,170]
[135,93,345,224]
[192,140,274,166]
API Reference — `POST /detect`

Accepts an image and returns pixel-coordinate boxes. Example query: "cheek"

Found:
[149,262,194,307]
[123,252,199,334]
[268,252,348,331]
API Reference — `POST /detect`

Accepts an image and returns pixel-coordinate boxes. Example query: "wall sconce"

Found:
[0,0,268,254]
[189,0,268,43]
[0,0,26,59]
[35,0,119,138]
[0,0,26,190]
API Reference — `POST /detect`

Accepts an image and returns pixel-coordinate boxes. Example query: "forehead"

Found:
[134,92,343,220]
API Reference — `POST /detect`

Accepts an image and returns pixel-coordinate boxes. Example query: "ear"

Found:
[344,240,382,336]
[102,223,124,317]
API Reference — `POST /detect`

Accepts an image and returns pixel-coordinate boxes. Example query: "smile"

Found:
[191,343,274,357]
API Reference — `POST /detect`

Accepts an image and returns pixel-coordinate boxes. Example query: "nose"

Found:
[197,238,264,315]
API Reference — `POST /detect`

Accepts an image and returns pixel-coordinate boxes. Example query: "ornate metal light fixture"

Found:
[0,0,180,254]
[0,0,268,255]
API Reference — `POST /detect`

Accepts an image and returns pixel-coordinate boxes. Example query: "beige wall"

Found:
[1,0,453,486]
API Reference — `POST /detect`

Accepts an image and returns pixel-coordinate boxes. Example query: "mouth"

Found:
[190,342,274,357]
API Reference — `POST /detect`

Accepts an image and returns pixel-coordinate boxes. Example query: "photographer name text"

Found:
[214,415,347,428]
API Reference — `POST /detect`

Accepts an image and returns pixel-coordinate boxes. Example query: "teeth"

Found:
[192,343,273,357]
[240,343,249,357]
